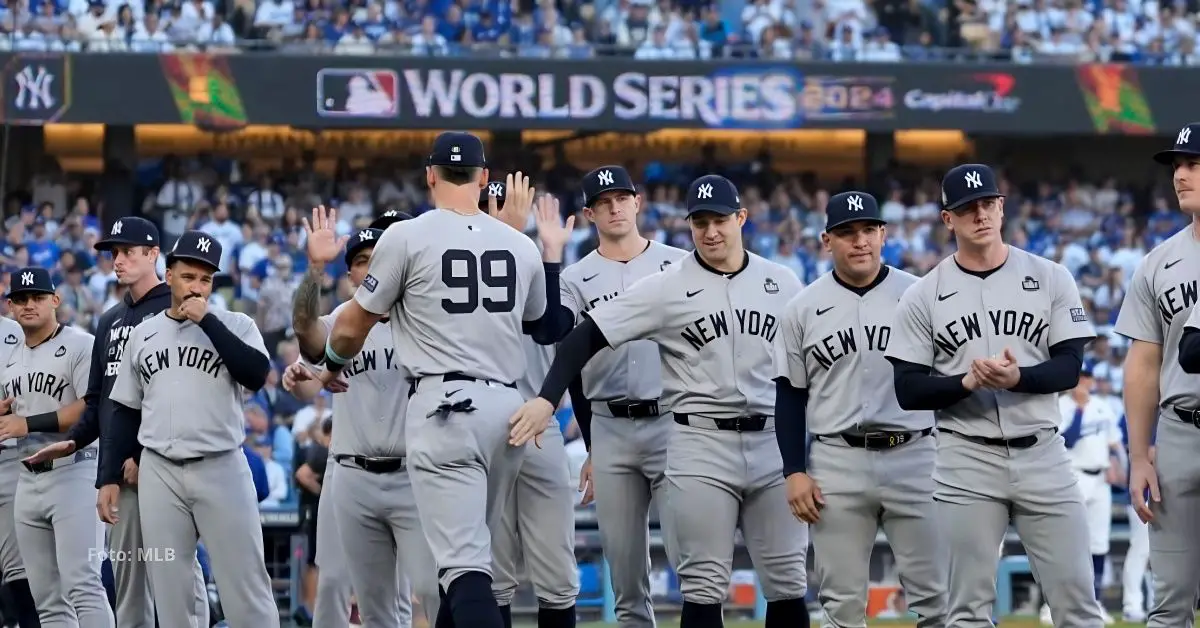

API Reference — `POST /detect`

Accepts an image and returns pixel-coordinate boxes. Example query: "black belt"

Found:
[1081,468,1105,476]
[335,454,406,474]
[605,399,660,419]
[832,427,933,451]
[148,449,227,466]
[1173,406,1200,428]
[408,372,517,398]
[938,428,1048,450]
[22,448,96,474]
[674,413,768,432]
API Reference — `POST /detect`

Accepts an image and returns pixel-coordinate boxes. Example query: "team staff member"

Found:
[0,317,37,628]
[287,208,434,628]
[774,192,946,628]
[103,231,279,628]
[510,175,810,628]
[1128,123,1200,628]
[2,268,112,628]
[27,217,209,628]
[885,164,1101,627]
[316,133,569,628]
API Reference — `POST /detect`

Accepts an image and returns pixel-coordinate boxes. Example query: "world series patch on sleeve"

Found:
[1070,307,1088,322]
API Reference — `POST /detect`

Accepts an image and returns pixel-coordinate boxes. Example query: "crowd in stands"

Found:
[0,0,1195,63]
[0,150,1175,512]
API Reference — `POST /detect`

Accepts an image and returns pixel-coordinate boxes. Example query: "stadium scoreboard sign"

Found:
[0,52,1194,136]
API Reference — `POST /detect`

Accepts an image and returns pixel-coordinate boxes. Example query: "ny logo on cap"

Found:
[697,183,714,199]
[20,272,33,286]
[847,195,864,212]
[964,171,983,189]
[358,230,374,242]
[1179,127,1192,146]
[488,182,504,197]
[111,221,122,235]
[384,210,399,218]
[598,170,614,186]
[196,237,212,253]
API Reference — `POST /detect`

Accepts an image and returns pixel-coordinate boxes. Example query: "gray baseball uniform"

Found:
[354,209,546,592]
[315,303,438,628]
[587,252,809,606]
[559,241,685,627]
[491,338,579,611]
[0,318,25,587]
[110,310,279,628]
[1115,228,1200,627]
[776,267,946,628]
[886,245,1101,627]
[4,324,112,628]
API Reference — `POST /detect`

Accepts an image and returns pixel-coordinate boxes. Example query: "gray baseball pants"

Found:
[589,407,672,628]
[15,456,114,628]
[666,418,808,605]
[492,425,579,609]
[935,429,1103,627]
[137,448,279,628]
[405,376,525,591]
[1146,414,1200,627]
[0,459,25,584]
[809,434,946,628]
[110,485,209,628]
[329,460,438,628]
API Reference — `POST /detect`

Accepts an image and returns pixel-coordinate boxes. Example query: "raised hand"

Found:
[534,194,576,263]
[490,172,535,232]
[303,205,350,265]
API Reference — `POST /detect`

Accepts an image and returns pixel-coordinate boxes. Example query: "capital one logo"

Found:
[14,65,55,111]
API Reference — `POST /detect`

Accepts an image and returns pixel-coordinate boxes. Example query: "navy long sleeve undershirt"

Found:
[773,378,810,477]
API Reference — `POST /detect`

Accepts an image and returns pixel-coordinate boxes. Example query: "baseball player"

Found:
[24,216,209,628]
[285,207,436,628]
[509,175,811,628]
[1123,122,1200,628]
[774,191,946,628]
[315,132,568,628]
[884,163,1102,628]
[1,267,112,628]
[537,165,686,628]
[1040,368,1122,625]
[0,316,37,628]
[480,181,581,628]
[102,230,279,628]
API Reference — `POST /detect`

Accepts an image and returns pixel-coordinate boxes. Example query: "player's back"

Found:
[363,209,546,385]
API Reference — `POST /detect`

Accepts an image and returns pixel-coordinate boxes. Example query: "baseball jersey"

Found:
[588,252,802,419]
[0,318,25,460]
[1118,227,1200,410]
[355,209,547,385]
[886,245,1095,439]
[776,267,934,434]
[110,310,267,460]
[518,337,554,402]
[560,241,688,401]
[319,302,409,458]
[1058,394,1120,472]
[2,324,93,454]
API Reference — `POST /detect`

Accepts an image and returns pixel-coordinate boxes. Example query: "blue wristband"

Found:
[324,339,350,367]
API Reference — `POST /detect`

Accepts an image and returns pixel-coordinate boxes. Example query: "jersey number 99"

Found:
[441,249,517,314]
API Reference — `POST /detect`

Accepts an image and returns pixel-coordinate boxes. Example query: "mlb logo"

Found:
[316,68,399,119]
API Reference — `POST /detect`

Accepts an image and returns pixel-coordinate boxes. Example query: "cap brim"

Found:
[584,186,637,208]
[1153,149,1200,165]
[95,237,157,251]
[344,241,376,267]
[166,253,220,273]
[5,288,54,299]
[825,217,887,232]
[685,204,739,218]
[945,192,1005,211]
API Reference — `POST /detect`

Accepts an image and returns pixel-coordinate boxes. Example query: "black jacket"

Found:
[67,283,172,489]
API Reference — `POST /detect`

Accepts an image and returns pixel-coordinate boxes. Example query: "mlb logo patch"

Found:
[1070,307,1088,322]
[362,274,379,293]
[764,278,779,294]
[316,68,399,119]
[1021,276,1040,291]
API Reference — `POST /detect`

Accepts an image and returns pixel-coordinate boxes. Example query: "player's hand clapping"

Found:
[22,440,76,465]
[179,294,208,323]
[489,172,535,231]
[509,397,555,449]
[97,485,120,524]
[1129,454,1161,523]
[534,194,576,264]
[304,205,351,266]
[786,472,825,523]
[970,348,1021,390]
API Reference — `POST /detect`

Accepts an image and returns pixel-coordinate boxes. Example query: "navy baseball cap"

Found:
[825,191,885,231]
[95,217,160,251]
[1154,122,1200,165]
[166,230,222,272]
[941,164,1004,211]
[480,180,506,209]
[368,209,413,231]
[6,267,55,298]
[427,131,486,168]
[685,174,741,218]
[344,228,383,266]
[581,166,637,208]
